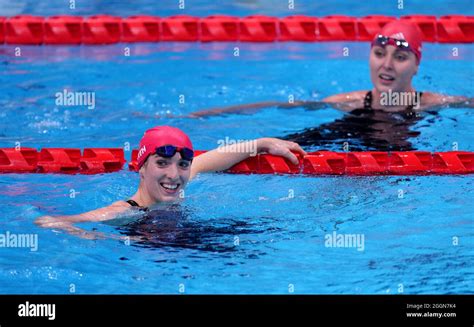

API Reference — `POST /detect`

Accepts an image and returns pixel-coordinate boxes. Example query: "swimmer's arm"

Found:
[322,91,367,111]
[421,93,474,110]
[35,201,130,239]
[190,138,306,179]
[131,103,287,119]
[188,101,329,118]
[442,96,474,108]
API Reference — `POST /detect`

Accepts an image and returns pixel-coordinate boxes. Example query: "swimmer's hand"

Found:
[190,138,306,178]
[256,138,307,165]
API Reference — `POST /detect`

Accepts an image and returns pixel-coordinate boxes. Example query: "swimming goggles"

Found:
[372,34,411,51]
[155,145,194,161]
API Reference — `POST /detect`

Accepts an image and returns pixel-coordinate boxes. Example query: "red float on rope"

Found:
[0,148,38,173]
[0,15,473,44]
[200,15,239,42]
[80,148,125,173]
[128,149,140,171]
[44,15,83,44]
[431,151,474,174]
[387,151,432,175]
[258,154,301,174]
[0,148,473,175]
[0,17,5,44]
[318,15,357,41]
[5,15,44,44]
[437,15,474,43]
[37,148,81,173]
[279,16,318,42]
[122,15,161,42]
[227,155,259,174]
[83,15,122,44]
[239,15,278,42]
[356,15,396,41]
[344,151,389,175]
[401,15,437,42]
[301,151,346,175]
[161,15,199,41]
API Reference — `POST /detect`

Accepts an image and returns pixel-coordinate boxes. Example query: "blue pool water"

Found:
[0,1,473,294]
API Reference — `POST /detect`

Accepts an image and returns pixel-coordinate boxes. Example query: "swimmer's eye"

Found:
[374,48,385,58]
[395,52,408,61]
[156,159,169,167]
[179,160,191,169]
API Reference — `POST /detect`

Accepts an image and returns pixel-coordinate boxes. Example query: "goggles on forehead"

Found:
[155,145,194,161]
[372,34,411,50]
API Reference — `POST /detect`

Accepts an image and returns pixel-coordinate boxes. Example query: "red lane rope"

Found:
[0,148,473,175]
[0,15,473,44]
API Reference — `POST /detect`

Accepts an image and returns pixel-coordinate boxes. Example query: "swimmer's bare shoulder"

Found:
[323,91,367,111]
[419,92,473,110]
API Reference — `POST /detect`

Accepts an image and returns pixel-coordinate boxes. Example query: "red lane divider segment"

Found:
[83,15,122,44]
[356,15,396,41]
[161,15,199,41]
[437,15,474,43]
[318,15,357,41]
[239,15,278,42]
[1,148,472,175]
[132,150,473,175]
[1,15,473,44]
[5,15,44,44]
[44,16,83,44]
[80,148,126,174]
[0,148,38,172]
[400,15,437,42]
[279,15,319,42]
[0,17,5,43]
[201,15,240,42]
[38,148,81,173]
[0,148,125,174]
[122,15,161,42]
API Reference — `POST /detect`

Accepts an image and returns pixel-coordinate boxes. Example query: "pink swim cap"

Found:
[373,20,423,63]
[137,126,193,169]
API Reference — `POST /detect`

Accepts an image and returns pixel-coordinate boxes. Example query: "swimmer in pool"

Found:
[35,126,306,239]
[190,20,472,117]
[186,21,473,151]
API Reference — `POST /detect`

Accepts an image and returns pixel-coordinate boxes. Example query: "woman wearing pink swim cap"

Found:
[35,126,306,239]
[191,20,471,116]
[321,20,469,111]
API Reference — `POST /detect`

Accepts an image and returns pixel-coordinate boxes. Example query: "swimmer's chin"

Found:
[150,195,183,207]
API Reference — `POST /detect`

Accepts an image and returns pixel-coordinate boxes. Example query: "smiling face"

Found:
[139,153,192,203]
[370,44,419,94]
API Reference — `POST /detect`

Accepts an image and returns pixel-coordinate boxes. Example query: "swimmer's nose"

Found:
[382,55,394,71]
[164,164,180,180]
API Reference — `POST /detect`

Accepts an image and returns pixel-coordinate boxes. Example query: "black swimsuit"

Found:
[126,199,148,212]
[283,91,425,151]
[363,90,423,111]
